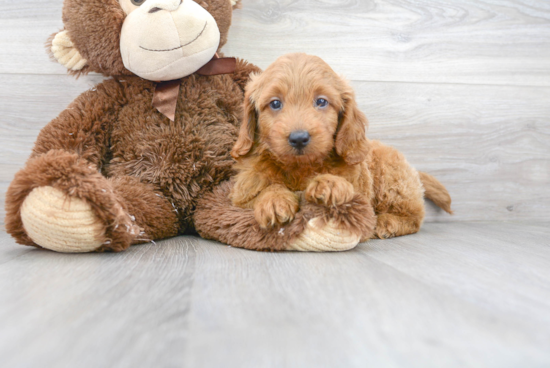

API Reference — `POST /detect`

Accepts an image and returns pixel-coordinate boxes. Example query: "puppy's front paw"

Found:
[306,174,355,207]
[254,190,299,229]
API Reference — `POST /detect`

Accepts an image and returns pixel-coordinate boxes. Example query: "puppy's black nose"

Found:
[288,130,311,149]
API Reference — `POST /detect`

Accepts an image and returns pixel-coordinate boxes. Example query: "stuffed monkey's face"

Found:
[119,0,221,81]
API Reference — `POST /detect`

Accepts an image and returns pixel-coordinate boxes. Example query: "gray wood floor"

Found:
[1,223,549,368]
[1,1,550,366]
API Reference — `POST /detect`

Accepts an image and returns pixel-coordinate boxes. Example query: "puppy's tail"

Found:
[419,172,453,214]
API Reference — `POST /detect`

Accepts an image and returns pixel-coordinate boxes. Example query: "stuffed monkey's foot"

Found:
[5,150,143,253]
[21,186,105,253]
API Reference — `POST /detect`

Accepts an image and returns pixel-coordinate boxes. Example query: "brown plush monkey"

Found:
[5,0,262,252]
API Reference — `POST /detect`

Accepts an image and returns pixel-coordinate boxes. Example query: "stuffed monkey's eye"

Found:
[270,100,283,111]
[315,98,329,108]
[131,0,146,5]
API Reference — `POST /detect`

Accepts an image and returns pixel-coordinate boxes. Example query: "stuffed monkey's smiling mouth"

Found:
[139,21,208,52]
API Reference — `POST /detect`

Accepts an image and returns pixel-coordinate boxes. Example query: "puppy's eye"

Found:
[131,0,146,5]
[315,98,329,108]
[270,100,283,111]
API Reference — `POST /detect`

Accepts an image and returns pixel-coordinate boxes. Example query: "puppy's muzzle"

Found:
[288,130,311,150]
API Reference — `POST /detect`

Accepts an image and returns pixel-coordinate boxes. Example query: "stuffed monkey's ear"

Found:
[48,30,88,72]
[231,91,258,159]
[335,83,370,165]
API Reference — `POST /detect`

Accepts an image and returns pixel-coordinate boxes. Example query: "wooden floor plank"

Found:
[1,223,549,367]
[0,236,199,368]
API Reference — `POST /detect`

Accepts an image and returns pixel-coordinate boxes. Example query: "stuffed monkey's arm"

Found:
[31,78,127,167]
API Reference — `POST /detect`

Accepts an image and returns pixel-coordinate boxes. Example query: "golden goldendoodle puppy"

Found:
[230,53,452,240]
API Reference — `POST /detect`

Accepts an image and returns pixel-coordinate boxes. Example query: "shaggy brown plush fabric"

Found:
[194,181,377,251]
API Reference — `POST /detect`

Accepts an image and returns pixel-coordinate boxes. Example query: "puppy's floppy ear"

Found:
[231,89,258,159]
[335,83,370,165]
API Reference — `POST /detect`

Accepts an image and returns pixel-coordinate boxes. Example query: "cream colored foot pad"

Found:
[21,186,104,253]
[287,219,360,252]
